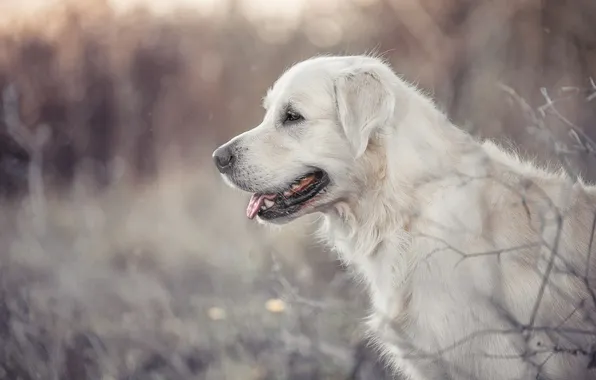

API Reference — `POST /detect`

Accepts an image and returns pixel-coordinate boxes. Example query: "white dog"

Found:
[212,55,596,379]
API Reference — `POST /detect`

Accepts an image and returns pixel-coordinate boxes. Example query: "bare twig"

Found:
[2,84,50,234]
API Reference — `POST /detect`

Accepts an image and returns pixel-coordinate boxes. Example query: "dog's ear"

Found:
[334,67,395,158]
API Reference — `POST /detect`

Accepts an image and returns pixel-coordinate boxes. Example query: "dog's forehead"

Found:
[264,59,342,110]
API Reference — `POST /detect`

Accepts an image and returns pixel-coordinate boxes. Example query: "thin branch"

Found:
[2,84,50,234]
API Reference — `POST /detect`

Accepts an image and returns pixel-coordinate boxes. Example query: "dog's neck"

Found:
[319,94,475,285]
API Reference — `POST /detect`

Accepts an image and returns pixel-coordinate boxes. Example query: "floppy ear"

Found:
[334,68,395,158]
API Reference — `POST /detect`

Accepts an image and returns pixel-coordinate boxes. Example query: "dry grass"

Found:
[0,164,379,379]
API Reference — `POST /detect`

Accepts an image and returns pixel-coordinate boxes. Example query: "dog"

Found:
[212,55,596,379]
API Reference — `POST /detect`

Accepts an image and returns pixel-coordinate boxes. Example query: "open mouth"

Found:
[246,170,330,220]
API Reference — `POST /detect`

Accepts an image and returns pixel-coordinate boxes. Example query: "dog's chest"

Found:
[324,220,412,320]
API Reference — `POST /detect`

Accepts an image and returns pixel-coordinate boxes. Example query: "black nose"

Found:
[212,145,235,174]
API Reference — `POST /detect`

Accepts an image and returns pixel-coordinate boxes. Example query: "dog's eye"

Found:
[283,110,304,124]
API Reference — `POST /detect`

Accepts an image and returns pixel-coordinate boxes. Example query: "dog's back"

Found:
[368,138,596,380]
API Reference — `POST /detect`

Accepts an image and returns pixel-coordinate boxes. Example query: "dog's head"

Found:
[212,55,398,224]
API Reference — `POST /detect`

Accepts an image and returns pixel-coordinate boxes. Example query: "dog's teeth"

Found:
[264,199,274,208]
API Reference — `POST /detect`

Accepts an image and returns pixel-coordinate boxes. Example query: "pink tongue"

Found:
[246,194,276,219]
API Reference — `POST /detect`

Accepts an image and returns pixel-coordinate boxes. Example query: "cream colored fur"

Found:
[214,55,596,379]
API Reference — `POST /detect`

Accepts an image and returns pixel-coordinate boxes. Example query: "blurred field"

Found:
[0,0,595,379]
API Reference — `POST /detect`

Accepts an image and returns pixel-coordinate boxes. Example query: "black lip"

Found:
[258,170,329,220]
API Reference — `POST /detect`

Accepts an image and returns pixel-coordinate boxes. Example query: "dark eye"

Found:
[283,109,304,124]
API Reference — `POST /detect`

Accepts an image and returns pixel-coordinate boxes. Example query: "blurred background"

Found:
[0,0,594,379]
